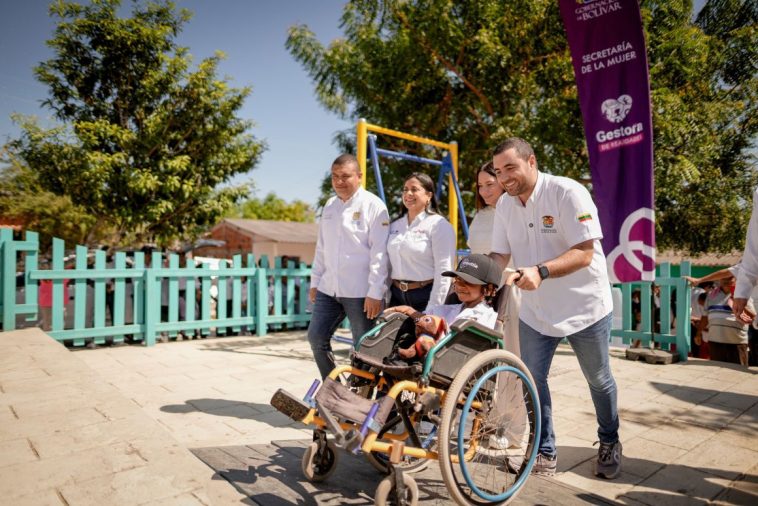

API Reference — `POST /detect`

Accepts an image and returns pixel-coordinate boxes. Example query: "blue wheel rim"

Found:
[457,364,541,502]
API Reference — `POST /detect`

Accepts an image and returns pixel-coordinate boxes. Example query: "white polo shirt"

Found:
[310,187,390,300]
[491,172,613,337]
[735,187,758,300]
[387,211,456,308]
[426,300,498,330]
[467,206,495,255]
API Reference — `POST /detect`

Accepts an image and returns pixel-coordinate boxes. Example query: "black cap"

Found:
[442,254,501,286]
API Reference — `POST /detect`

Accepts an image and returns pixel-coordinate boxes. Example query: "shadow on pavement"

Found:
[555,445,757,505]
[661,360,758,375]
[192,440,617,506]
[160,398,302,429]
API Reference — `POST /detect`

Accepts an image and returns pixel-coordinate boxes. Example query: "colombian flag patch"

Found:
[577,213,592,223]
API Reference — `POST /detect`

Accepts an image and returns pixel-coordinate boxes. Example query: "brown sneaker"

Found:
[532,453,557,476]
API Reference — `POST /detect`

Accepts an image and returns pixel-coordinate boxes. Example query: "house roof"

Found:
[656,250,742,267]
[216,219,318,244]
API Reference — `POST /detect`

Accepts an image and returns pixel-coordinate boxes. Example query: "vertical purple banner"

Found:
[559,0,655,283]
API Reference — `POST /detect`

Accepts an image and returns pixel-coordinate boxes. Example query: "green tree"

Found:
[227,192,315,222]
[0,148,98,248]
[287,0,757,253]
[7,0,265,247]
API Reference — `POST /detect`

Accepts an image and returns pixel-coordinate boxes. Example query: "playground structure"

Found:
[356,119,469,242]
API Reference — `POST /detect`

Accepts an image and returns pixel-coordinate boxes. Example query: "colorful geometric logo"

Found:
[605,207,656,283]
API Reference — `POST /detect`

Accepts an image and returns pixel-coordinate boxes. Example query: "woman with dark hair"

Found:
[387,172,456,312]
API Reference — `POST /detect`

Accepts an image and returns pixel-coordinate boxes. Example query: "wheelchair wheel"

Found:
[302,440,339,482]
[374,473,419,506]
[438,349,540,505]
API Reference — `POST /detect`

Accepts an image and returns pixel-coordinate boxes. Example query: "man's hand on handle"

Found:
[513,266,542,290]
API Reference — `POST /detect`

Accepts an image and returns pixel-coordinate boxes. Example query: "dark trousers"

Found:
[389,284,432,312]
[709,341,748,367]
[748,326,758,367]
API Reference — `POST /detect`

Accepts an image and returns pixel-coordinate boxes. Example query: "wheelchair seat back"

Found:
[354,312,415,361]
[427,320,502,388]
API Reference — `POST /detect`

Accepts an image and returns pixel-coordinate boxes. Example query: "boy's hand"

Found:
[398,346,416,359]
[383,305,415,316]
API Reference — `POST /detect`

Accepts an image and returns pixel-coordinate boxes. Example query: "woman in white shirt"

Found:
[468,162,503,255]
[387,172,456,312]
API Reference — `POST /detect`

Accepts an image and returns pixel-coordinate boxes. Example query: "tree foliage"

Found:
[6,0,265,247]
[0,148,97,248]
[287,0,757,253]
[226,192,315,222]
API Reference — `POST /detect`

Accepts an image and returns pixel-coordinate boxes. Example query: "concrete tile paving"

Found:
[1,326,757,505]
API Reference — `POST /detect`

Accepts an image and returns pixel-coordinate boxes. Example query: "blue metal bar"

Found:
[304,379,321,407]
[374,147,443,167]
[331,335,353,345]
[444,154,470,241]
[367,135,387,204]
[359,403,379,441]
[435,165,447,204]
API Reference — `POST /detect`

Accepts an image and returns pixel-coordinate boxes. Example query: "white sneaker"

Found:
[488,434,509,450]
[418,421,435,437]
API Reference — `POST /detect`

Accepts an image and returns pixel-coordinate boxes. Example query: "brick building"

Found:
[197,219,318,265]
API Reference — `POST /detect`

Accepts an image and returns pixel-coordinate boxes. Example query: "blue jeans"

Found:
[389,284,433,312]
[307,290,376,379]
[519,313,619,457]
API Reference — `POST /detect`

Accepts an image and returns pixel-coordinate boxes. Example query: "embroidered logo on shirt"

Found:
[540,214,558,234]
[540,215,557,233]
[577,213,593,223]
[352,211,361,221]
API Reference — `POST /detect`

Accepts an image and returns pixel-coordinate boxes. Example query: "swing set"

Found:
[356,119,470,242]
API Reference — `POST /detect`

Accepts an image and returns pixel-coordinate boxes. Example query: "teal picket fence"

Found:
[0,229,312,345]
[611,262,692,362]
[1,228,694,360]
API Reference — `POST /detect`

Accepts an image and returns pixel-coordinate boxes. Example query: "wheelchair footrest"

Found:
[271,388,312,422]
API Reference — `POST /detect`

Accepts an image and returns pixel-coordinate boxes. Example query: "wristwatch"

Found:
[537,264,550,280]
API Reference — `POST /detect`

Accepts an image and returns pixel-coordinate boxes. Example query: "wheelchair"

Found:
[271,286,541,505]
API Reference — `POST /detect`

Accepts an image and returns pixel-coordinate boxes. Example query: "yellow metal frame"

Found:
[296,364,489,466]
[356,119,460,241]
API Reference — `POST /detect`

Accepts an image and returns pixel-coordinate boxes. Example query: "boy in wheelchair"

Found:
[383,253,502,363]
[271,252,540,504]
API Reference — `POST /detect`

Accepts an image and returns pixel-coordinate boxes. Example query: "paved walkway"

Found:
[0,328,248,505]
[1,327,757,504]
[190,440,614,505]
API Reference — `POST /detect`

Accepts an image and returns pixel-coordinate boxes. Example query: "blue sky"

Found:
[0,0,352,206]
[1,1,709,208]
